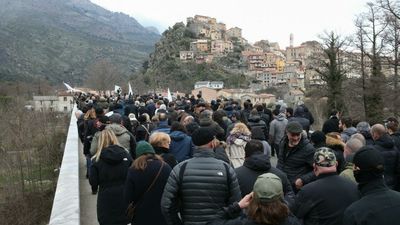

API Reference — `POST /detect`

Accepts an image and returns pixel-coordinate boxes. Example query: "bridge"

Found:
[49,106,97,225]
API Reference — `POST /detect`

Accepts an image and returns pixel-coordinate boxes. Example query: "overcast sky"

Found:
[90,0,369,48]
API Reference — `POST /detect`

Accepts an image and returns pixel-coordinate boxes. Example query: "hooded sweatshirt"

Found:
[269,113,288,145]
[235,153,295,204]
[169,130,194,162]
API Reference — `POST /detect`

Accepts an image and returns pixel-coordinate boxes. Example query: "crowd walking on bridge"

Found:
[74,91,400,225]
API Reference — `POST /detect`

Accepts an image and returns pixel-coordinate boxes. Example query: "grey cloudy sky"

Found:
[90,0,369,48]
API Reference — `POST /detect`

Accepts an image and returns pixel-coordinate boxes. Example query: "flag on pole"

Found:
[167,88,173,102]
[128,82,133,95]
[114,85,122,95]
[63,82,74,92]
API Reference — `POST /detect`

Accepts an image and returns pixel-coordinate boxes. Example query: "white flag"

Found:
[114,85,122,95]
[167,88,173,102]
[63,82,74,91]
[128,82,133,95]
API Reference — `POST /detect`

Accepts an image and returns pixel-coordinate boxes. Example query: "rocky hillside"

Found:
[0,0,160,84]
[143,22,248,92]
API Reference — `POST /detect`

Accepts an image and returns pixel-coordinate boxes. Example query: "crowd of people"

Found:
[74,91,400,225]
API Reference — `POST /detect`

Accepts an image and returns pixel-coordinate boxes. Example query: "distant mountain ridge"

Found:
[0,0,160,84]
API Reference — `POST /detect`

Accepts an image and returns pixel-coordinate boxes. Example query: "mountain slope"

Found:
[0,0,160,84]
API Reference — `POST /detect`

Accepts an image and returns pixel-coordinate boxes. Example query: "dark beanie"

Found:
[353,146,384,172]
[311,131,326,145]
[192,127,216,146]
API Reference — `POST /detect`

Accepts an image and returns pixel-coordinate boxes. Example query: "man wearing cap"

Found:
[161,127,241,225]
[343,146,400,225]
[291,147,359,225]
[277,121,316,192]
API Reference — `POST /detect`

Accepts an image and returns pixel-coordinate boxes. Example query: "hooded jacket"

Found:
[269,113,288,145]
[374,134,400,190]
[235,153,295,205]
[169,130,194,163]
[89,145,132,225]
[247,114,268,140]
[325,136,346,173]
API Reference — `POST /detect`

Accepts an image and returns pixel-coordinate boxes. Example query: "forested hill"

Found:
[0,0,160,84]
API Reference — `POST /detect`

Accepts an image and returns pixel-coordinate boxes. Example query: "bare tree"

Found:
[356,2,389,123]
[84,59,123,91]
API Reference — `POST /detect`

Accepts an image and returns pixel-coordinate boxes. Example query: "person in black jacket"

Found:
[291,147,359,225]
[124,141,172,225]
[89,129,133,225]
[149,132,178,168]
[322,109,340,134]
[207,173,301,225]
[371,124,400,190]
[343,146,400,225]
[161,127,241,225]
[277,121,315,192]
[235,140,295,205]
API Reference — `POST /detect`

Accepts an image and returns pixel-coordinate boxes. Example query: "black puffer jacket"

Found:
[89,145,133,225]
[235,153,295,205]
[161,149,241,225]
[392,131,400,151]
[374,134,400,190]
[277,136,316,191]
[247,115,268,140]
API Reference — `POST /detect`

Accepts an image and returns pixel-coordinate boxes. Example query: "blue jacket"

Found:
[169,131,194,162]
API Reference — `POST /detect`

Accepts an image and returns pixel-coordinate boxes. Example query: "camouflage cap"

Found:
[314,147,337,167]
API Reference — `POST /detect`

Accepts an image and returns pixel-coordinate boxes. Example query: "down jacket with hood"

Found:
[235,153,295,205]
[169,130,194,163]
[325,135,346,173]
[247,114,268,141]
[374,134,400,190]
[89,145,133,225]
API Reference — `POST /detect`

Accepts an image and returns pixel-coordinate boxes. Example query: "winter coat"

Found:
[391,131,400,151]
[226,135,249,168]
[84,119,99,155]
[161,149,242,225]
[341,127,357,143]
[152,120,171,134]
[154,146,178,168]
[360,131,374,145]
[207,202,301,225]
[235,153,295,205]
[340,162,356,183]
[325,136,346,173]
[199,118,226,141]
[373,134,400,190]
[247,114,268,140]
[124,157,172,225]
[89,145,133,225]
[169,130,194,162]
[269,113,288,145]
[343,179,400,225]
[135,122,154,142]
[291,173,359,225]
[277,136,316,191]
[322,116,340,134]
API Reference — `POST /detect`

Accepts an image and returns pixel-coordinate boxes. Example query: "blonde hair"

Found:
[84,108,96,120]
[149,132,171,148]
[230,122,251,135]
[94,129,120,162]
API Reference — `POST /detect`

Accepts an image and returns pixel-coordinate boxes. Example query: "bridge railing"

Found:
[49,105,80,225]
